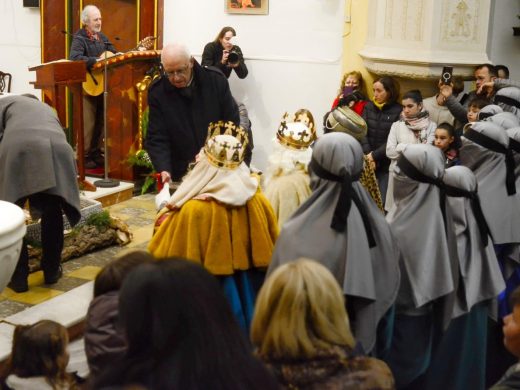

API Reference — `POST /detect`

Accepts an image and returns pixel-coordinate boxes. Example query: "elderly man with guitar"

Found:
[69,4,117,169]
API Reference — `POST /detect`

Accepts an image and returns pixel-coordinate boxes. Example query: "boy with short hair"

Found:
[466,97,490,123]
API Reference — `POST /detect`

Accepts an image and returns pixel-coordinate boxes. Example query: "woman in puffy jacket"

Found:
[362,76,402,203]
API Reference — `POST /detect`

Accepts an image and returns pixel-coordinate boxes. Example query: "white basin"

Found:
[0,201,26,291]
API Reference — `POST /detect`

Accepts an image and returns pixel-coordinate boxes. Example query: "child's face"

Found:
[503,306,520,358]
[434,129,454,152]
[467,106,480,123]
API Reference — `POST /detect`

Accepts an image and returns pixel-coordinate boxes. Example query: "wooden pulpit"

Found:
[86,50,161,181]
[28,61,93,189]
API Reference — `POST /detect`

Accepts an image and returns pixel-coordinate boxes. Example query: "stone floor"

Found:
[0,194,156,318]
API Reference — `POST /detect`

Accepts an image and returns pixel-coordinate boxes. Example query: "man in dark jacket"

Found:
[0,95,81,292]
[69,4,117,169]
[442,64,497,125]
[145,43,240,183]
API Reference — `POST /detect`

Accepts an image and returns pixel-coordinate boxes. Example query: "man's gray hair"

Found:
[161,43,192,65]
[81,5,100,25]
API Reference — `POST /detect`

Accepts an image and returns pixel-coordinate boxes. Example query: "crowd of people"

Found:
[2,3,520,389]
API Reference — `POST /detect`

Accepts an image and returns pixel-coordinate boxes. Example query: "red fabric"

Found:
[331,97,367,116]
[85,29,100,41]
[352,100,367,115]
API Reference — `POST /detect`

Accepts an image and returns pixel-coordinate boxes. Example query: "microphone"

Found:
[61,30,89,40]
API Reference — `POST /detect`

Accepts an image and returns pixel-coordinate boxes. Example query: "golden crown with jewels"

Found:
[204,121,249,169]
[277,111,317,150]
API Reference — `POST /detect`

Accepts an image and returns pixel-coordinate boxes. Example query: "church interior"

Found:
[0,0,520,388]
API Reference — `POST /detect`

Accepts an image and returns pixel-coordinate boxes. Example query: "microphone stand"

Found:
[94,46,120,188]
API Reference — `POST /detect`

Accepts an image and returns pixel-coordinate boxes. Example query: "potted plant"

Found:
[514,15,520,36]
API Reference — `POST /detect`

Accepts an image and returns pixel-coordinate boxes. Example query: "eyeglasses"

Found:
[164,65,190,78]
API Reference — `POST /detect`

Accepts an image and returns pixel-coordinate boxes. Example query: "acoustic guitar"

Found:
[82,36,157,96]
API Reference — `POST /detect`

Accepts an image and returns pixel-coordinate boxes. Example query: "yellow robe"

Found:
[148,192,279,276]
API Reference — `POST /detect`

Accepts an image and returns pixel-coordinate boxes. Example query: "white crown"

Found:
[204,121,248,169]
[277,111,316,150]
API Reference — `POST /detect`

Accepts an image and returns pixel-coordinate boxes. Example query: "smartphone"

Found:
[342,86,355,96]
[441,66,453,85]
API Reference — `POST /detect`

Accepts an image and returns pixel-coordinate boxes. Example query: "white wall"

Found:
[163,0,345,169]
[1,0,517,168]
[488,0,520,80]
[0,0,40,94]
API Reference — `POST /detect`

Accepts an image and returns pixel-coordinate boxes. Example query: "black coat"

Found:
[201,41,248,79]
[69,28,117,69]
[361,101,402,172]
[145,61,240,180]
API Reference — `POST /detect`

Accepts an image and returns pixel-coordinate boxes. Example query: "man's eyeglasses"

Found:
[164,66,190,78]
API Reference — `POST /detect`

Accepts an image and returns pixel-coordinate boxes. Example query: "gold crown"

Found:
[204,121,249,169]
[277,111,317,150]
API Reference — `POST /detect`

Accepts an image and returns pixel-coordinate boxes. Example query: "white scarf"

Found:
[167,149,258,209]
[402,109,431,143]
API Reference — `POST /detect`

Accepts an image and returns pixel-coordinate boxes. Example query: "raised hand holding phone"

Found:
[441,66,453,85]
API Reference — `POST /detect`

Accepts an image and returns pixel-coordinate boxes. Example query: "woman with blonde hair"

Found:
[251,258,394,389]
[331,70,367,115]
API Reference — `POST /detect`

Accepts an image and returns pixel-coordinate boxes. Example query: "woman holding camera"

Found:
[202,26,248,79]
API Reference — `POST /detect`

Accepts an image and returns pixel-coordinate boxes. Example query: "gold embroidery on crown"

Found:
[277,111,317,150]
[204,121,249,169]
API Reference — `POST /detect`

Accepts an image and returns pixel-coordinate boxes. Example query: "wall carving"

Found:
[384,0,425,41]
[359,0,491,79]
[441,0,480,43]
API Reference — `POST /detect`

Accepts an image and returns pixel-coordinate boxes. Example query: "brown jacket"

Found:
[262,346,395,390]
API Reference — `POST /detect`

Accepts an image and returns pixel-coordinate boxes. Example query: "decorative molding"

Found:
[384,0,394,39]
[441,0,481,43]
[359,0,491,79]
[359,55,478,79]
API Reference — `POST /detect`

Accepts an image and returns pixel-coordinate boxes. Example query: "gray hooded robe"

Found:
[0,95,81,225]
[268,132,400,353]
[443,165,505,318]
[459,121,520,245]
[386,144,459,315]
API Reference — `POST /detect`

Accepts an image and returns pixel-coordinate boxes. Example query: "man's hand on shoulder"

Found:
[477,81,495,98]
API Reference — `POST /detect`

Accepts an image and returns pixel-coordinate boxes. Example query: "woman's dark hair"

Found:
[375,76,400,104]
[495,65,510,79]
[94,259,277,390]
[452,76,465,96]
[468,97,490,110]
[436,122,461,150]
[214,26,236,44]
[402,89,423,104]
[93,250,154,297]
[2,320,75,389]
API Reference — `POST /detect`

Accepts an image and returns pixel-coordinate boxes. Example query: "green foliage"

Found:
[142,175,157,194]
[141,106,149,139]
[126,107,158,194]
[85,210,112,229]
[127,149,154,169]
